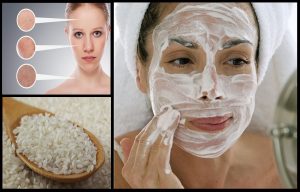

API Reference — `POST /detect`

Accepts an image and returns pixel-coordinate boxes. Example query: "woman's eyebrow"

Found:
[72,27,104,31]
[169,37,198,49]
[222,39,253,49]
[93,27,104,30]
[72,28,83,31]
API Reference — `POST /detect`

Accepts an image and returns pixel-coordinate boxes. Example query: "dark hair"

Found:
[137,3,161,63]
[137,3,259,65]
[65,3,109,23]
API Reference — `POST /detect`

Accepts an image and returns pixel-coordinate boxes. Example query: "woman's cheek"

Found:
[70,38,82,57]
[95,37,105,57]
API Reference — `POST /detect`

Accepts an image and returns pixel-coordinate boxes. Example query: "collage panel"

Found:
[2,97,111,188]
[1,1,297,190]
[2,3,111,95]
[113,2,297,189]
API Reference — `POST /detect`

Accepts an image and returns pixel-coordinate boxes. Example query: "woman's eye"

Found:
[74,32,83,39]
[93,31,102,38]
[168,58,192,68]
[226,58,249,66]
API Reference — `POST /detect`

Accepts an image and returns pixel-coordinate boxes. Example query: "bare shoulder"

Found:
[114,130,141,189]
[46,86,63,94]
[100,74,111,94]
[45,80,75,94]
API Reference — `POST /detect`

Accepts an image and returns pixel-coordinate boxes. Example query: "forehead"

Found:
[158,3,257,34]
[160,3,256,23]
[155,3,258,46]
[68,5,106,29]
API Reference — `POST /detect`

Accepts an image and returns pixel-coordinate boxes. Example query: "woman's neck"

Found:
[171,142,235,188]
[72,65,107,88]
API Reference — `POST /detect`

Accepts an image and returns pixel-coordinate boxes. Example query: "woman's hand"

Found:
[120,106,184,188]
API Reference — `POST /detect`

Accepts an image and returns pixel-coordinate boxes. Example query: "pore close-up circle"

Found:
[16,36,36,60]
[16,64,37,88]
[17,8,36,32]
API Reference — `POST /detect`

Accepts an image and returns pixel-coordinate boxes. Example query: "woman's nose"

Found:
[198,65,224,101]
[83,36,94,53]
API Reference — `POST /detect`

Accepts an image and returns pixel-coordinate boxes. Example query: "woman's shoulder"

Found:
[45,86,63,94]
[45,80,75,94]
[100,74,111,94]
[114,130,141,189]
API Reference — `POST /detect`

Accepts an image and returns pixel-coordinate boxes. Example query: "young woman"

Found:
[114,3,293,188]
[47,3,110,94]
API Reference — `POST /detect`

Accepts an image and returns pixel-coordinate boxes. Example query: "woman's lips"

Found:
[188,114,233,132]
[82,56,96,63]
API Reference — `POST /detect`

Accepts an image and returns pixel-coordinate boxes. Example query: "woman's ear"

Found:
[136,57,148,93]
[106,25,111,40]
[64,27,69,36]
[107,25,111,33]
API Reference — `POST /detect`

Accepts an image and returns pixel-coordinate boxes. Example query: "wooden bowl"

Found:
[3,97,105,183]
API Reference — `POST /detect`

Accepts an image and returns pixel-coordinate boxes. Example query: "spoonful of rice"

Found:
[3,97,105,183]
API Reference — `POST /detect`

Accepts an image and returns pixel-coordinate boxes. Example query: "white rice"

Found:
[3,97,111,188]
[13,113,97,175]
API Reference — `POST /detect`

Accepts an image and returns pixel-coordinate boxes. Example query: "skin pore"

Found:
[115,3,282,188]
[46,3,110,94]
[17,9,35,32]
[17,64,36,88]
[17,36,35,59]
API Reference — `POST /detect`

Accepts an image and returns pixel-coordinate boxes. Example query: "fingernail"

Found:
[165,168,171,174]
[163,130,175,145]
[156,105,172,117]
[179,118,186,125]
[120,138,126,146]
[160,105,172,113]
[120,138,129,150]
[164,164,172,174]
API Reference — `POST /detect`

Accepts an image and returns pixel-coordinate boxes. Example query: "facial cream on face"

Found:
[148,3,257,158]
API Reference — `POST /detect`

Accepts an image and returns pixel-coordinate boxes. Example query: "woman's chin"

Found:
[78,63,100,73]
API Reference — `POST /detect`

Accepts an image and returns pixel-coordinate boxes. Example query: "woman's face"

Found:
[66,4,109,73]
[137,3,259,157]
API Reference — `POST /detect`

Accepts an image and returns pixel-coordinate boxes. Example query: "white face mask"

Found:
[148,3,258,158]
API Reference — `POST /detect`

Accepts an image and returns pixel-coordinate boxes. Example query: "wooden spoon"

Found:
[2,97,105,183]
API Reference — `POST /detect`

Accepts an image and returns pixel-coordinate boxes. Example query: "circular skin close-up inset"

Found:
[17,9,35,32]
[17,36,36,60]
[16,64,37,88]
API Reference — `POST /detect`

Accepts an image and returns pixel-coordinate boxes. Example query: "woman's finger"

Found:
[122,112,163,186]
[157,110,180,176]
[142,138,161,187]
[120,137,134,163]
[123,115,158,169]
[121,109,164,183]
[144,108,180,180]
[132,106,176,174]
[132,116,161,172]
[122,106,181,188]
